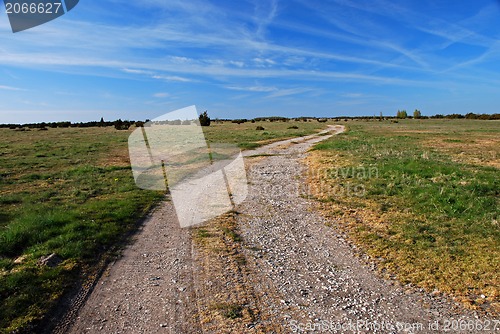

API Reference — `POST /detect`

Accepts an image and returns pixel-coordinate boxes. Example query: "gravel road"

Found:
[237,125,484,333]
[67,203,201,333]
[66,125,487,333]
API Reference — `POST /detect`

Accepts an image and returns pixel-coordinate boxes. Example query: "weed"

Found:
[221,227,242,242]
[212,302,244,319]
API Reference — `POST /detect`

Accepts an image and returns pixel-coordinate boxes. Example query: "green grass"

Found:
[0,127,164,332]
[311,119,499,313]
[211,302,244,319]
[203,120,328,149]
[0,121,329,331]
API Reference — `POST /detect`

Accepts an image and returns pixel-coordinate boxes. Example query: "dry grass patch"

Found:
[191,211,272,333]
[307,120,499,315]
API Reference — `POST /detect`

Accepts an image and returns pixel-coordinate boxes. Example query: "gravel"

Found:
[67,202,201,334]
[65,126,491,333]
[237,125,486,333]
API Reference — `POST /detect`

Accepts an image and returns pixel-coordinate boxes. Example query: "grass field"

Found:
[0,120,327,332]
[308,119,499,314]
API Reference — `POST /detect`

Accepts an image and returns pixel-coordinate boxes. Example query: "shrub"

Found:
[199,111,211,126]
[256,126,265,130]
[114,119,130,130]
[231,119,247,124]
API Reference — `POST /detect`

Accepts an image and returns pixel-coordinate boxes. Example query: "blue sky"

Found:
[1,0,500,123]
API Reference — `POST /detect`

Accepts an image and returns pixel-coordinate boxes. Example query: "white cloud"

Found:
[153,92,170,98]
[225,85,277,92]
[152,75,193,82]
[0,85,24,91]
[122,68,153,75]
[229,61,245,67]
[267,87,313,98]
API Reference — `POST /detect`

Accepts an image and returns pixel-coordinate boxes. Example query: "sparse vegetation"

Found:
[0,127,164,331]
[309,119,499,314]
[211,303,243,319]
[0,120,330,331]
[202,120,329,149]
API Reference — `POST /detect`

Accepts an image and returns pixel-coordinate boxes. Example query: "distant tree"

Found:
[413,109,422,119]
[396,110,408,119]
[99,117,105,127]
[58,121,71,128]
[231,119,247,124]
[114,119,130,130]
[199,111,211,126]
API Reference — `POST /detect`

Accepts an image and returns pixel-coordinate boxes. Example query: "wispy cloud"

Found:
[253,0,279,38]
[266,87,313,98]
[225,85,277,92]
[0,85,24,91]
[226,84,313,98]
[152,75,193,82]
[122,68,153,75]
[1,0,499,122]
[153,92,170,98]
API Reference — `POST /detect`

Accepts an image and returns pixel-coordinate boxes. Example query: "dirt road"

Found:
[66,125,483,333]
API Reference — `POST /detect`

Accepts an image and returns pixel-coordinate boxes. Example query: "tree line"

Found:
[1,112,499,129]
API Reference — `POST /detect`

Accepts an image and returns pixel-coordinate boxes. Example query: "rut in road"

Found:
[67,202,201,333]
[237,125,480,333]
[66,125,481,333]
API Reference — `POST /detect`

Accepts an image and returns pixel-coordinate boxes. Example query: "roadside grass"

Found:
[309,119,499,314]
[202,120,329,149]
[0,121,329,331]
[0,127,164,332]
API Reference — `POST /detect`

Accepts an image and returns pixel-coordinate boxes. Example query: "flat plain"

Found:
[0,118,498,332]
[308,119,499,314]
[0,120,327,332]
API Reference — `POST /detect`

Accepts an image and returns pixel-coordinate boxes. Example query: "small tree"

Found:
[114,119,130,130]
[114,119,123,130]
[396,110,407,119]
[199,111,211,126]
[413,109,422,119]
